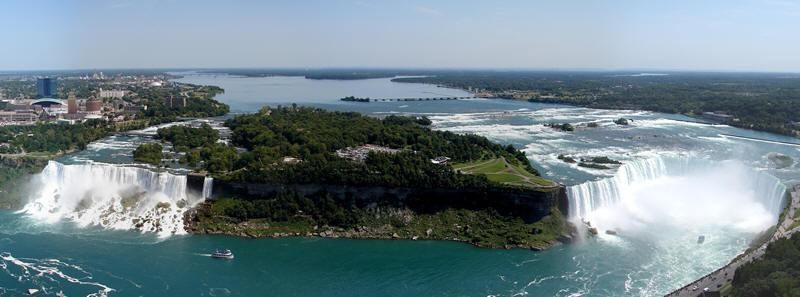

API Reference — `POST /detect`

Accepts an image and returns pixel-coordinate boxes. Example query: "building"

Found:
[67,94,78,114]
[165,96,186,109]
[0,110,37,123]
[123,105,144,113]
[335,144,403,162]
[702,111,734,123]
[430,156,451,165]
[86,98,102,114]
[36,78,58,98]
[98,89,128,99]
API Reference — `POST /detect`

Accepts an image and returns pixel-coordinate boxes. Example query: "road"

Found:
[666,184,800,297]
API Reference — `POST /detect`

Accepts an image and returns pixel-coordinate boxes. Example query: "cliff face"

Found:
[204,180,568,223]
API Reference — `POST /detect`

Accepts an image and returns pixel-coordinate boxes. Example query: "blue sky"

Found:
[1,0,799,71]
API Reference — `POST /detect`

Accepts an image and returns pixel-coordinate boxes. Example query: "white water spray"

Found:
[567,156,787,236]
[18,161,206,236]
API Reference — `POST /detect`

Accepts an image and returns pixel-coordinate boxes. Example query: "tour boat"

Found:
[212,249,234,259]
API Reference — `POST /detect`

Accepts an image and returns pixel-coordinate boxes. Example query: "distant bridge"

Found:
[344,96,475,103]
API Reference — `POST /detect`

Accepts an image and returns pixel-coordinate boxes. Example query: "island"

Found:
[145,106,572,250]
[340,96,371,102]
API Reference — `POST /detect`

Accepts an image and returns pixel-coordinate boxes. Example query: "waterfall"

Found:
[567,156,787,234]
[202,177,214,199]
[18,161,205,236]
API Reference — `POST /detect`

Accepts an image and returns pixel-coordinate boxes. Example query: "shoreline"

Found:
[400,80,800,140]
[187,225,566,251]
[183,203,574,251]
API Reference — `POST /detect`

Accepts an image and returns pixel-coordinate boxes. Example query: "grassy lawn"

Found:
[453,157,556,189]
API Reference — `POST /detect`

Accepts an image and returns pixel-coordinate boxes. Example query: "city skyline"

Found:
[1,0,799,72]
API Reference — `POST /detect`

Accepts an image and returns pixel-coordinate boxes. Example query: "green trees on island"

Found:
[156,124,219,151]
[154,106,539,188]
[218,106,538,188]
[132,143,163,165]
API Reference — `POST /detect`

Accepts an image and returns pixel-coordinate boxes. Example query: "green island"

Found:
[393,72,800,137]
[132,143,164,166]
[146,106,571,250]
[340,96,371,102]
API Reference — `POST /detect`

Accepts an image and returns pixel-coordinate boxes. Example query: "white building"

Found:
[98,89,129,99]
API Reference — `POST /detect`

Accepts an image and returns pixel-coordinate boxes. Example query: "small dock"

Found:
[341,96,475,103]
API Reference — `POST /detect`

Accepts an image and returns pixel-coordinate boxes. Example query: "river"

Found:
[1,72,799,296]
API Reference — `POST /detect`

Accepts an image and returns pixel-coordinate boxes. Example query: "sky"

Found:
[0,0,799,72]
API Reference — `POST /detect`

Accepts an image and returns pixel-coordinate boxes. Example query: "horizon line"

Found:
[1,66,800,75]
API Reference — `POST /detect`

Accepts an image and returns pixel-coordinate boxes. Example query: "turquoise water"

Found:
[2,73,800,296]
[0,211,752,297]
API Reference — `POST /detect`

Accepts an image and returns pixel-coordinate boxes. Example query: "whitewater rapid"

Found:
[567,156,787,236]
[18,161,211,237]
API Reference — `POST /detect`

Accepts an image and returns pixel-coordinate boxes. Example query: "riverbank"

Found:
[391,74,800,138]
[666,184,800,296]
[185,204,574,251]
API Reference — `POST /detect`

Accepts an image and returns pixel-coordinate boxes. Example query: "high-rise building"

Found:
[36,77,57,98]
[165,96,186,109]
[67,94,78,114]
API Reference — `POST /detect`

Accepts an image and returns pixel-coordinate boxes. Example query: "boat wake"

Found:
[0,252,113,297]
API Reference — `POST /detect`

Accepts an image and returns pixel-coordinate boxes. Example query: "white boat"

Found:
[212,249,234,259]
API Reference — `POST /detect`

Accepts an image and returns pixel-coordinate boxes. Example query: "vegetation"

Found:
[200,69,401,80]
[545,123,574,132]
[394,72,800,137]
[557,154,577,163]
[156,124,219,151]
[133,83,229,121]
[452,157,554,188]
[219,106,539,189]
[132,143,163,165]
[190,195,566,250]
[578,162,611,170]
[588,156,621,164]
[340,96,371,102]
[731,233,800,296]
[0,120,109,153]
[305,73,395,80]
[613,118,630,125]
[0,157,48,209]
[179,107,566,248]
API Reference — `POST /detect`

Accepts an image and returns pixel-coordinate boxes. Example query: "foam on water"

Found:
[18,161,204,237]
[566,155,787,234]
[0,252,113,297]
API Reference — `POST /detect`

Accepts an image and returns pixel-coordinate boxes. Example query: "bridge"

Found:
[342,96,475,103]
